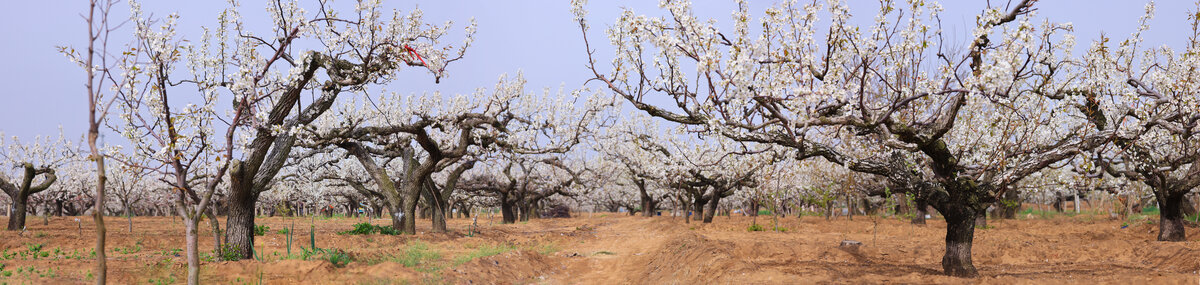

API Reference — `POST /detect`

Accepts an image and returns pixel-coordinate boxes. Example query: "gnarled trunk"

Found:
[941,205,979,277]
[500,198,517,224]
[389,203,404,230]
[428,192,447,233]
[219,176,258,254]
[225,163,256,260]
[6,197,28,230]
[640,194,656,217]
[702,194,721,223]
[1156,190,1186,242]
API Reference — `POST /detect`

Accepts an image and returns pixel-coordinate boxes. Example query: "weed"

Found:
[254,225,270,236]
[747,224,765,232]
[218,244,243,261]
[340,222,400,235]
[277,228,290,235]
[322,249,352,268]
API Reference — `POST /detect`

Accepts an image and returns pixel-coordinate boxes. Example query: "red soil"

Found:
[0,212,1198,284]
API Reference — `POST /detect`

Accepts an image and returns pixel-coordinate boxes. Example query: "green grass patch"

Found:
[378,241,443,273]
[453,244,515,265]
[530,242,561,255]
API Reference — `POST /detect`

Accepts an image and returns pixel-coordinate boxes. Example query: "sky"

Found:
[0,0,1192,144]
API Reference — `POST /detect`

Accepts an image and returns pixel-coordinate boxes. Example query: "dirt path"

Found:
[1,213,1199,284]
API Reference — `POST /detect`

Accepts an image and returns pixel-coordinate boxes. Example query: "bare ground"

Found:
[0,211,1198,284]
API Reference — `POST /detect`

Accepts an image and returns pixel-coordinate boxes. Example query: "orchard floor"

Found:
[1,212,1200,284]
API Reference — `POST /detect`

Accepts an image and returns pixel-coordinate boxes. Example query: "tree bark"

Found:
[748,199,759,217]
[692,196,706,221]
[702,194,721,223]
[637,180,656,217]
[941,206,979,277]
[388,203,404,230]
[996,190,1020,219]
[640,194,656,217]
[185,218,200,285]
[1156,190,1186,242]
[427,183,448,233]
[6,197,28,230]
[500,198,517,224]
[225,161,256,259]
[912,199,928,225]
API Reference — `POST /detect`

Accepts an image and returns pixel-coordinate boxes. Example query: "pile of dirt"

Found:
[445,250,559,283]
[639,232,750,283]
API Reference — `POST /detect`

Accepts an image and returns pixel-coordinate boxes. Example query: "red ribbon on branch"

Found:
[404,45,427,66]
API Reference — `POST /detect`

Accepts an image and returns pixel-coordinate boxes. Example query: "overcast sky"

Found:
[0,0,1191,143]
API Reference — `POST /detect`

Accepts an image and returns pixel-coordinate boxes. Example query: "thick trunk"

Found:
[640,194,656,217]
[702,195,721,223]
[1156,190,1186,242]
[692,197,706,221]
[400,184,420,234]
[6,197,27,230]
[225,171,257,260]
[425,185,448,233]
[941,206,979,277]
[389,203,404,230]
[518,203,531,222]
[500,198,517,224]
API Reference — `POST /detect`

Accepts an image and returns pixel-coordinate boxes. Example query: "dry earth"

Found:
[1,211,1199,284]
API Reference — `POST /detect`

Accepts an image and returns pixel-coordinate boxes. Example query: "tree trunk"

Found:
[400,186,419,234]
[500,198,517,224]
[518,202,532,222]
[996,190,1020,219]
[702,194,721,223]
[941,206,979,277]
[184,218,201,285]
[640,194,656,217]
[912,199,928,225]
[225,167,256,260]
[692,197,706,221]
[387,203,403,230]
[748,199,759,217]
[425,184,448,233]
[6,196,27,230]
[1073,193,1081,213]
[1156,190,1186,242]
